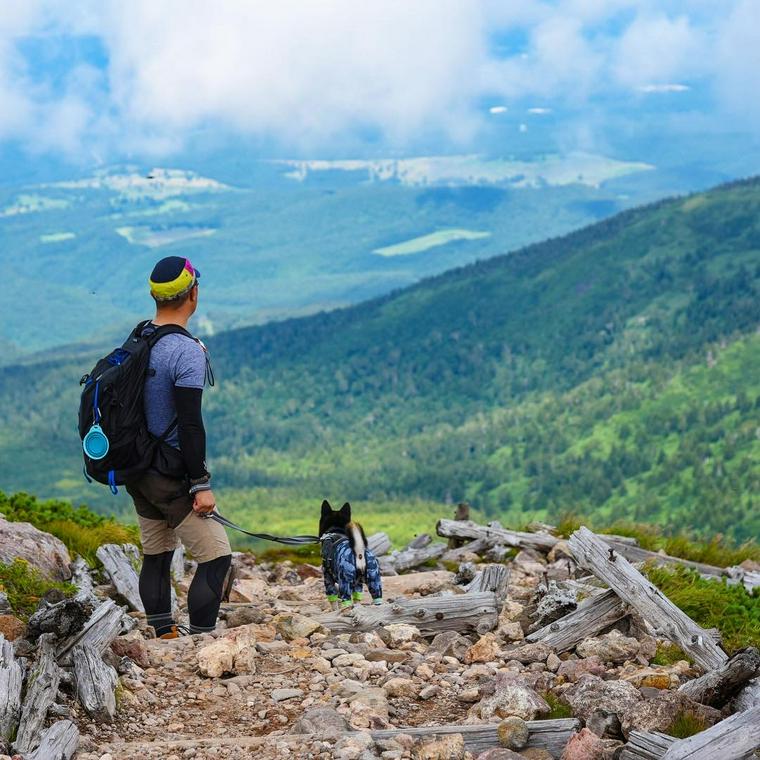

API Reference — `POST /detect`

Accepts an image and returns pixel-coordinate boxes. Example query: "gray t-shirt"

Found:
[144,331,206,448]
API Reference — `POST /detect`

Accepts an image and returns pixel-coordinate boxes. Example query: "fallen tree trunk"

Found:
[734,678,760,711]
[465,564,509,606]
[57,599,124,665]
[525,588,628,652]
[678,647,760,707]
[568,527,727,671]
[367,533,392,557]
[70,556,98,603]
[387,541,447,573]
[442,538,491,563]
[726,566,760,593]
[0,634,23,744]
[26,719,79,760]
[72,644,118,722]
[619,731,676,759]
[318,591,498,636]
[603,540,726,580]
[661,705,760,759]
[96,543,144,612]
[14,633,61,755]
[370,718,580,757]
[437,519,558,553]
[26,598,92,642]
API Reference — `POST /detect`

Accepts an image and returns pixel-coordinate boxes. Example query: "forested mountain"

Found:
[1,177,758,540]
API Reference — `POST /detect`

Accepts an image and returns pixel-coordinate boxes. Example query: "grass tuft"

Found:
[667,711,710,739]
[542,692,574,720]
[651,642,692,666]
[0,559,75,619]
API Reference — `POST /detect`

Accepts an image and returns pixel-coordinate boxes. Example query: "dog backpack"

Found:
[78,320,191,492]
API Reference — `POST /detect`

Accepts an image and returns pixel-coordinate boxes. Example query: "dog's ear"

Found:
[339,502,351,519]
[321,500,333,516]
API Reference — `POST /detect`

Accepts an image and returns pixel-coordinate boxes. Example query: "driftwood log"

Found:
[525,588,628,652]
[26,598,92,642]
[568,527,727,671]
[70,556,98,603]
[96,543,144,612]
[26,719,79,760]
[72,644,118,722]
[678,647,760,707]
[14,633,61,755]
[370,718,580,757]
[619,731,676,759]
[386,538,447,574]
[318,591,498,636]
[726,566,760,593]
[368,532,392,557]
[0,634,23,744]
[57,599,124,665]
[442,538,490,563]
[465,564,510,606]
[437,518,558,553]
[661,705,760,759]
[734,678,760,711]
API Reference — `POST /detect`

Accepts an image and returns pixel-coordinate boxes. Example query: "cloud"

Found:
[0,1,757,159]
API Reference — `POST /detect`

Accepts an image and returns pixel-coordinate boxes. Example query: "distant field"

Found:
[115,225,217,248]
[373,229,491,256]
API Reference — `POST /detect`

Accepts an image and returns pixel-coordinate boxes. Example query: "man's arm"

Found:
[173,385,207,480]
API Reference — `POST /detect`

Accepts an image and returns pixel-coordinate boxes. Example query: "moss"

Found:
[0,559,75,619]
[542,692,573,720]
[667,711,710,739]
[645,565,760,653]
[651,642,692,666]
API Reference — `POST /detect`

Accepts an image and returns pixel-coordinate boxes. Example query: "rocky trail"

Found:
[0,509,759,760]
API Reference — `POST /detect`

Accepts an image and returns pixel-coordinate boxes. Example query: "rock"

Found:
[271,688,304,702]
[0,590,11,613]
[576,630,640,664]
[476,750,524,760]
[196,626,256,678]
[383,624,421,648]
[383,677,419,698]
[556,656,607,683]
[420,685,439,700]
[348,687,390,729]
[292,706,350,737]
[564,676,642,722]
[497,716,529,750]
[382,571,455,597]
[412,732,466,760]
[471,672,550,721]
[455,563,477,585]
[110,636,151,669]
[333,731,376,760]
[429,631,470,661]
[504,642,552,664]
[547,540,573,563]
[273,612,322,640]
[497,622,524,642]
[0,614,26,641]
[498,601,525,624]
[618,662,687,690]
[0,517,72,580]
[365,648,409,664]
[465,633,501,664]
[458,687,480,703]
[546,653,561,672]
[520,751,554,760]
[619,690,721,738]
[228,577,275,603]
[534,581,577,627]
[586,709,622,739]
[224,606,268,628]
[560,727,607,760]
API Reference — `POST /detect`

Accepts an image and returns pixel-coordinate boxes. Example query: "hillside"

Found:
[0,177,758,540]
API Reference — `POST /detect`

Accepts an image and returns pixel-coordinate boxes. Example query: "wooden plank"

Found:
[568,527,727,671]
[678,647,760,707]
[72,644,118,722]
[317,591,498,636]
[662,705,760,759]
[525,588,628,652]
[0,634,23,743]
[14,633,61,754]
[26,719,79,760]
[96,543,144,612]
[619,731,676,760]
[437,519,558,553]
[57,599,124,665]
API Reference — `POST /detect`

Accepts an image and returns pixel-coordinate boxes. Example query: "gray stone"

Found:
[0,516,72,580]
[271,688,304,702]
[471,673,550,721]
[619,690,721,738]
[564,675,642,722]
[497,716,529,750]
[504,642,553,664]
[224,606,267,628]
[576,630,640,664]
[429,631,470,661]
[292,706,350,738]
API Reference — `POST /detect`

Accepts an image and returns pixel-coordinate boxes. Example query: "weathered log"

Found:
[367,532,392,557]
[437,518,558,553]
[678,647,760,707]
[14,633,61,754]
[26,597,92,642]
[447,502,471,550]
[603,540,726,579]
[370,718,580,757]
[568,527,727,671]
[26,719,79,760]
[442,538,491,563]
[171,544,185,581]
[661,705,760,759]
[726,566,760,593]
[465,564,510,606]
[619,730,676,759]
[525,588,628,652]
[57,599,124,665]
[72,644,117,722]
[0,634,23,743]
[96,543,144,612]
[388,541,447,573]
[318,591,498,636]
[70,556,98,603]
[734,677,760,711]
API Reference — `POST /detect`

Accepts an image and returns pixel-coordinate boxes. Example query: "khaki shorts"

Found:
[126,471,231,563]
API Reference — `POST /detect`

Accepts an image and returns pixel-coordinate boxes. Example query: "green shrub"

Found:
[667,711,710,739]
[45,519,139,566]
[645,565,760,653]
[0,559,75,618]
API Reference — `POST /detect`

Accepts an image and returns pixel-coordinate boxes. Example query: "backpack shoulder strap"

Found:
[132,321,194,348]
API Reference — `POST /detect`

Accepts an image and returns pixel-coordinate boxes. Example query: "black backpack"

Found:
[78,320,191,492]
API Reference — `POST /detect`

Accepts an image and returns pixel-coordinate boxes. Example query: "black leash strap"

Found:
[209,511,320,545]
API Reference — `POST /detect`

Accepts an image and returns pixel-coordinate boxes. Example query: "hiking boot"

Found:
[158,624,191,639]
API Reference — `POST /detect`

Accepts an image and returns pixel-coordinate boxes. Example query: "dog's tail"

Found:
[347,521,367,576]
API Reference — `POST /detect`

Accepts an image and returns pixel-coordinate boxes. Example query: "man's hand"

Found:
[193,488,216,514]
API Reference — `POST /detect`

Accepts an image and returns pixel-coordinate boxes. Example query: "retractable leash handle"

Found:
[202,509,320,545]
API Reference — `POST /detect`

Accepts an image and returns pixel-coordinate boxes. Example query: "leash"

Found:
[207,510,320,545]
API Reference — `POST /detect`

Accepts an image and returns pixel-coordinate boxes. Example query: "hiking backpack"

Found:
[78,320,191,492]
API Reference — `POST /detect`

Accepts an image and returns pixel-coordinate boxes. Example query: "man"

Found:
[126,255,231,638]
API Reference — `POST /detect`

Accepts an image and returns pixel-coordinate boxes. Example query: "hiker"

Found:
[125,256,232,638]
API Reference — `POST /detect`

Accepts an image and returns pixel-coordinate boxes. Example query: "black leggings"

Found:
[140,551,231,635]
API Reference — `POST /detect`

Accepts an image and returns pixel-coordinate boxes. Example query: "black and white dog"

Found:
[319,500,383,609]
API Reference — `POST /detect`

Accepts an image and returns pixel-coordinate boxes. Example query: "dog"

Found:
[319,500,382,610]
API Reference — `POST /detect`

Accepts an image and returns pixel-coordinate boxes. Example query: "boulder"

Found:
[348,687,390,729]
[465,633,502,664]
[292,706,350,738]
[564,675,642,722]
[272,612,322,640]
[412,732,466,760]
[497,716,529,750]
[383,677,419,698]
[471,673,550,721]
[224,606,268,628]
[110,635,151,669]
[498,622,525,642]
[383,623,421,648]
[618,662,689,690]
[556,656,607,683]
[586,709,622,739]
[619,690,721,738]
[196,626,256,678]
[576,630,640,664]
[0,517,72,580]
[0,615,25,641]
[271,688,303,702]
[429,631,470,661]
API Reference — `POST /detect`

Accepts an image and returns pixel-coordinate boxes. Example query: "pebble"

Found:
[272,688,304,702]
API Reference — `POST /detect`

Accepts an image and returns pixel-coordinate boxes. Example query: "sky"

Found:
[0,1,758,163]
